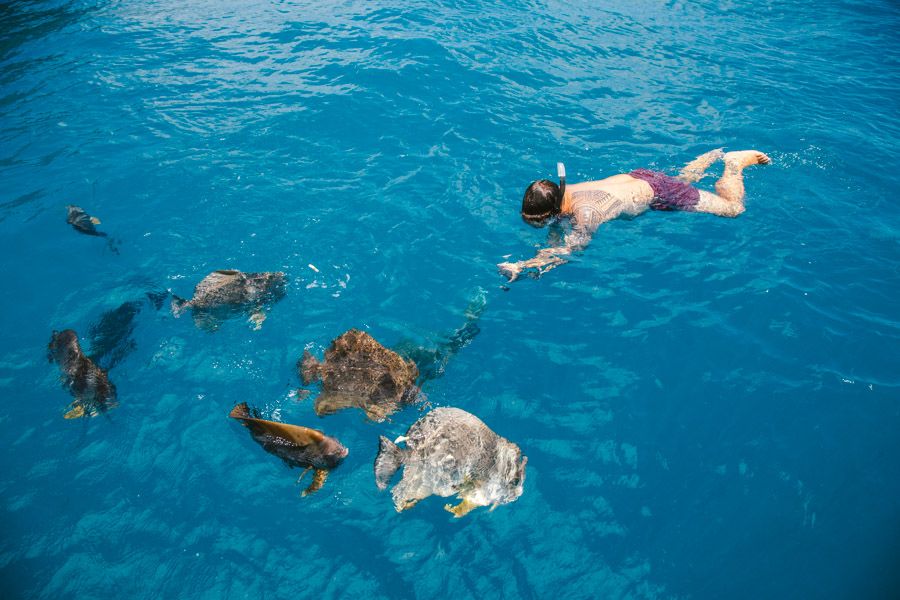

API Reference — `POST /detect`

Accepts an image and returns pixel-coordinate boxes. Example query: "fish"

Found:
[374,407,527,517]
[87,291,168,370]
[394,288,486,384]
[47,329,118,419]
[66,205,106,237]
[229,402,348,496]
[87,300,141,370]
[299,329,420,422]
[171,269,286,330]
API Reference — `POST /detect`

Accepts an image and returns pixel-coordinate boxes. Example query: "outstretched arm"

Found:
[499,189,625,281]
[498,229,589,281]
[499,216,603,281]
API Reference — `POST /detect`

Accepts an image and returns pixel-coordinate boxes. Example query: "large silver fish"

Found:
[374,407,527,517]
[171,269,286,330]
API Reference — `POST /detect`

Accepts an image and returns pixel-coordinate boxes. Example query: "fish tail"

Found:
[374,435,405,490]
[229,402,250,420]
[171,295,189,317]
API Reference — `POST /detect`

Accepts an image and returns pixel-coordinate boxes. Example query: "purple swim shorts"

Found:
[629,169,700,211]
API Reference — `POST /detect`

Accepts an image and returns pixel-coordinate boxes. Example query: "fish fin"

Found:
[363,402,390,423]
[299,350,321,385]
[282,425,325,446]
[249,310,266,330]
[229,402,250,420]
[90,217,101,225]
[229,403,327,447]
[64,404,85,419]
[396,497,420,512]
[301,469,329,496]
[296,466,312,483]
[444,497,479,518]
[374,435,405,490]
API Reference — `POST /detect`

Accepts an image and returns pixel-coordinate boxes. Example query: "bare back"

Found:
[561,175,655,235]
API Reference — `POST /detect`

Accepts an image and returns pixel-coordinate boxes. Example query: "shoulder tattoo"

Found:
[570,190,624,231]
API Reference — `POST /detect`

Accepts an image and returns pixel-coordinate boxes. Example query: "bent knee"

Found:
[721,205,745,218]
[696,190,744,217]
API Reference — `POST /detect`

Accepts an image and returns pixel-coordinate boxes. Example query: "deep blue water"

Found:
[2,1,899,598]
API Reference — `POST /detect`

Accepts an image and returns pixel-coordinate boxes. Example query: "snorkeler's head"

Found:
[521,179,562,227]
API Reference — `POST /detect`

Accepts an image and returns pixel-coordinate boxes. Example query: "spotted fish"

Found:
[171,269,286,330]
[300,329,420,422]
[48,329,118,419]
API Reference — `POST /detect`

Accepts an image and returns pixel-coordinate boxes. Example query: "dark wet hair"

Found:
[521,179,562,226]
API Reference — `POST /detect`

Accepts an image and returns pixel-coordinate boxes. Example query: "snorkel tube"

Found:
[556,162,566,211]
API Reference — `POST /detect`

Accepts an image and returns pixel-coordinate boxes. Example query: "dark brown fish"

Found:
[66,205,106,237]
[300,329,420,422]
[229,402,348,496]
[48,329,117,419]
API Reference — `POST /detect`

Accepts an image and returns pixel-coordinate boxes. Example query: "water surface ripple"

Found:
[1,1,899,598]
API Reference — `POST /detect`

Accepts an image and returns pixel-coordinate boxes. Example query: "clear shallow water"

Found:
[2,0,899,598]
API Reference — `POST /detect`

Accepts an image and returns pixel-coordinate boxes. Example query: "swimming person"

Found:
[498,149,771,281]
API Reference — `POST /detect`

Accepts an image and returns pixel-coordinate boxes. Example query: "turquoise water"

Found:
[2,0,899,597]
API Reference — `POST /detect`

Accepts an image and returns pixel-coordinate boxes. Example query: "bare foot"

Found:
[724,150,771,168]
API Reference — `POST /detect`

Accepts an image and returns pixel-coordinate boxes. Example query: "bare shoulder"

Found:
[566,174,632,193]
[565,190,624,233]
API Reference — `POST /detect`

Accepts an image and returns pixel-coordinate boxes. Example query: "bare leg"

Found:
[678,148,725,183]
[715,150,771,202]
[695,150,771,217]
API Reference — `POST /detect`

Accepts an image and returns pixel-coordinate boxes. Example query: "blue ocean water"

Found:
[2,0,899,597]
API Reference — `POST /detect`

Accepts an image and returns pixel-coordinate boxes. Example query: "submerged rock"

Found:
[300,329,420,422]
[374,407,527,517]
[229,402,348,496]
[48,329,118,419]
[171,269,286,330]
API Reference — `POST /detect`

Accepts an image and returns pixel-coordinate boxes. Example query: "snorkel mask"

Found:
[522,162,566,227]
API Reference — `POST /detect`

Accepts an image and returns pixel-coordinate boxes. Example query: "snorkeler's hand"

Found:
[498,261,523,282]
